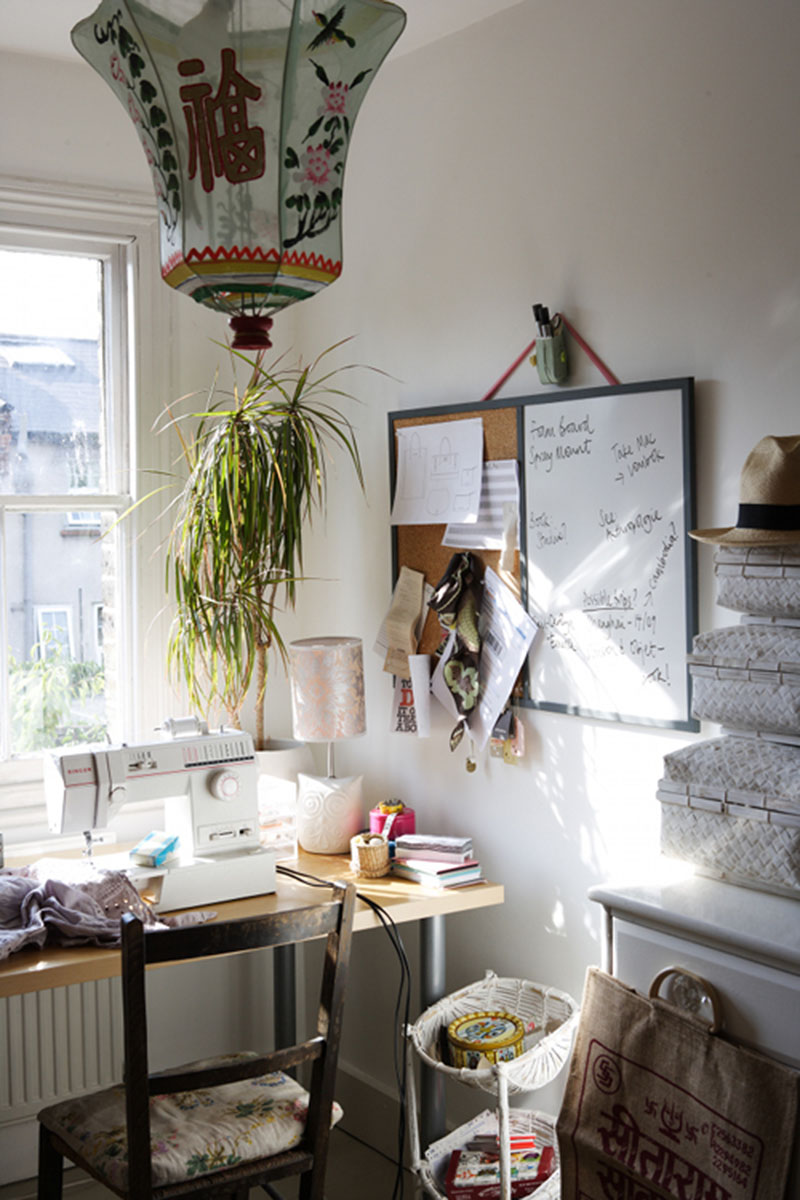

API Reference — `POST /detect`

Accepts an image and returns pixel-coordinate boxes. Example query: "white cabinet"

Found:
[589,876,800,1196]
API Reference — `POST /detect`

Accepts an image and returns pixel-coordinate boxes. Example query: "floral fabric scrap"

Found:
[429,552,484,751]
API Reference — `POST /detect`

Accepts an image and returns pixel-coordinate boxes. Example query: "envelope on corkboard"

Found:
[374,566,431,676]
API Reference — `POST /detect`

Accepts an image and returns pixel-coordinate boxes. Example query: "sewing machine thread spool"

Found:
[350,832,390,878]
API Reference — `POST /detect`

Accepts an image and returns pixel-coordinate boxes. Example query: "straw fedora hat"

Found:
[690,434,800,545]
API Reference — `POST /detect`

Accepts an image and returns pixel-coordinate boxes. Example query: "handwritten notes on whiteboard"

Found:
[523,380,696,729]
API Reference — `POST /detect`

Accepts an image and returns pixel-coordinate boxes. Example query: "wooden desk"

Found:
[0,849,504,1144]
[0,850,503,997]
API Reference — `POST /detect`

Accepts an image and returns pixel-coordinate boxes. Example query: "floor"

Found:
[0,1129,422,1200]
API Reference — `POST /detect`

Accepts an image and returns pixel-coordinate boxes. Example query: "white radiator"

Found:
[0,979,124,1123]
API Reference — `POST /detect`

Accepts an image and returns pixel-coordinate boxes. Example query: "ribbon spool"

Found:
[350,832,390,879]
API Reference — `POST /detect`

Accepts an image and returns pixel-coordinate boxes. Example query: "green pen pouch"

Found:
[535,318,569,385]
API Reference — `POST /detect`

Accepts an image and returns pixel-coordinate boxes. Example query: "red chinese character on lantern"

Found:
[179,47,265,193]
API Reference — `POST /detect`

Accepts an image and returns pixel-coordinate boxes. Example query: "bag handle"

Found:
[649,966,723,1034]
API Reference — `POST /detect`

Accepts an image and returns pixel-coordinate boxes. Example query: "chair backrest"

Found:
[120,880,356,1199]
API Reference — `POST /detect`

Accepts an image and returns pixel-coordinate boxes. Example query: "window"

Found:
[92,601,104,660]
[66,511,103,529]
[0,242,127,758]
[34,606,75,659]
[0,180,172,847]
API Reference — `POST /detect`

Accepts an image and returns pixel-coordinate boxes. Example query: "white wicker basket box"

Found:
[660,735,800,812]
[659,795,800,898]
[659,735,800,897]
[714,545,800,617]
[688,625,800,735]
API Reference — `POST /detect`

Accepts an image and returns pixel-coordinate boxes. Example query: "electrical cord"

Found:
[357,889,411,1200]
[276,863,412,1199]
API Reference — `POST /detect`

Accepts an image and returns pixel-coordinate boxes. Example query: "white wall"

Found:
[2,0,800,1151]
[266,0,800,1126]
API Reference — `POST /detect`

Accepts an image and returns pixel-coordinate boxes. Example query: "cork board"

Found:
[389,399,520,655]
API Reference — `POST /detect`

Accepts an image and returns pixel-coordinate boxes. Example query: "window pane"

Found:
[0,249,106,496]
[35,606,75,658]
[5,511,116,754]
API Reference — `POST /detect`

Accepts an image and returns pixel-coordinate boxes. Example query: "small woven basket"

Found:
[350,832,390,878]
[409,971,579,1096]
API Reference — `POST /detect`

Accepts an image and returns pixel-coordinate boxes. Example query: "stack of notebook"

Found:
[391,834,483,888]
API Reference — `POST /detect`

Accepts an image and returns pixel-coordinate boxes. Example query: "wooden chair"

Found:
[37,881,356,1200]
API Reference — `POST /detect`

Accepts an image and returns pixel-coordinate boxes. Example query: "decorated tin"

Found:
[447,1010,525,1070]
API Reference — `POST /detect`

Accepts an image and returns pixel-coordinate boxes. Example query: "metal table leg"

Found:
[420,913,447,1147]
[275,915,447,1141]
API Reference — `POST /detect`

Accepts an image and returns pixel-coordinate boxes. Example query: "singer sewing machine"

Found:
[43,717,276,912]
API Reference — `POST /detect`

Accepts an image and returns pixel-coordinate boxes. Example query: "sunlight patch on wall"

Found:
[546,896,566,936]
[580,721,682,882]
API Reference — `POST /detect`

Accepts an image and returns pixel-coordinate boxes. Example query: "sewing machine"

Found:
[43,718,276,911]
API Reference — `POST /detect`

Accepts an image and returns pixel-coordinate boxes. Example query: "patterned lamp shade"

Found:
[289,636,366,743]
[71,1,406,349]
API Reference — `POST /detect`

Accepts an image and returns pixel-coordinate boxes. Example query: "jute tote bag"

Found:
[557,967,798,1200]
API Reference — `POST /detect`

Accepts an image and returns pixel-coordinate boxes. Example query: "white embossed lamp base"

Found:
[296,772,364,855]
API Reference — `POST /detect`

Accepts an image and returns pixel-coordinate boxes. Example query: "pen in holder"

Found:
[533,312,569,385]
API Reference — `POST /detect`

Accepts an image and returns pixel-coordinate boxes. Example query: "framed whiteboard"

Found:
[521,378,697,729]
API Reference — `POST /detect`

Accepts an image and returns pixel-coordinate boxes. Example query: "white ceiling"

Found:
[0,1,523,61]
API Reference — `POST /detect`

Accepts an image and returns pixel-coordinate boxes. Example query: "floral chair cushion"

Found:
[38,1053,343,1189]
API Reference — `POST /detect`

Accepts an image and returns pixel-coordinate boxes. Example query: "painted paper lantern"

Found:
[71,1,405,348]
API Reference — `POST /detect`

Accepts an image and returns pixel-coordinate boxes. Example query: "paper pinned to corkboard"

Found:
[373,566,432,676]
[390,405,521,657]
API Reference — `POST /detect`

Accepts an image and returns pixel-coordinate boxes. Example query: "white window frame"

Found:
[0,179,175,850]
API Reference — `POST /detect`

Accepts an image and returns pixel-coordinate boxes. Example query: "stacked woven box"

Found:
[658,545,800,898]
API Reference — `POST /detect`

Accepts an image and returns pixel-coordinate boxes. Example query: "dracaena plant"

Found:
[161,341,364,750]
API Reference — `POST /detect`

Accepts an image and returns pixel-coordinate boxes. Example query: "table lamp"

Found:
[289,636,366,854]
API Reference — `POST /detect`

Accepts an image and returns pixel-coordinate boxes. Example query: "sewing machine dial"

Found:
[209,769,241,801]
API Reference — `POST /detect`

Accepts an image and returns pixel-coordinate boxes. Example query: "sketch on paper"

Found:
[391,418,484,525]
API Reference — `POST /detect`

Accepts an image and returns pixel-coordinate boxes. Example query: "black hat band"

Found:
[737,502,800,531]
